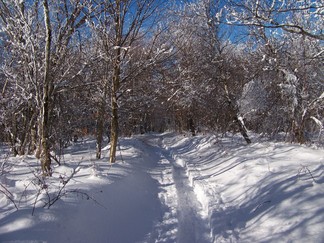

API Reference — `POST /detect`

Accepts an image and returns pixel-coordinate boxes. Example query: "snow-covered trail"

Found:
[140,134,211,243]
[171,165,210,243]
[0,134,212,243]
[3,133,322,242]
[55,157,164,243]
[1,138,166,243]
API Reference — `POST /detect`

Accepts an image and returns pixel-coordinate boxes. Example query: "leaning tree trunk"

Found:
[40,0,52,175]
[234,116,251,144]
[224,83,251,144]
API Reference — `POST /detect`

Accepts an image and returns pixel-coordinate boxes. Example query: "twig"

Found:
[0,184,18,210]
[253,200,271,212]
[117,141,124,163]
[67,189,108,210]
[42,162,82,209]
[18,180,34,207]
[297,165,317,183]
[32,188,42,216]
[305,166,317,183]
[50,153,61,166]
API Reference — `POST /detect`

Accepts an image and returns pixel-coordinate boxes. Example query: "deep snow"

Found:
[0,133,323,243]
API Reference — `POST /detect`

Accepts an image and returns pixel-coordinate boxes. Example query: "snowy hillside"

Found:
[1,133,323,243]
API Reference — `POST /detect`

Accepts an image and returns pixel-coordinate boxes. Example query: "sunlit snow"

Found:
[1,133,323,242]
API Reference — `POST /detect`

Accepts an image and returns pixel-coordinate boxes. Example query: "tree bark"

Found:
[109,94,118,163]
[188,117,196,136]
[109,0,122,164]
[109,60,120,163]
[96,100,105,159]
[40,0,52,175]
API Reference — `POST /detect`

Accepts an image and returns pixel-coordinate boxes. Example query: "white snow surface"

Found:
[0,133,323,243]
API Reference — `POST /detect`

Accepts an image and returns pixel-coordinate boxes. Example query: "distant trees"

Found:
[160,0,252,142]
[154,0,323,143]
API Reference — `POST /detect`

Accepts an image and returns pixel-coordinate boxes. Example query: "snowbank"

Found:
[163,133,324,242]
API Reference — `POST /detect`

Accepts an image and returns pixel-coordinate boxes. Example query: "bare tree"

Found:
[40,0,52,174]
[0,0,89,174]
[88,0,166,163]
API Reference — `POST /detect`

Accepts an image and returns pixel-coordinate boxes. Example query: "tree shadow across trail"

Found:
[158,133,324,242]
[63,138,169,243]
[209,164,324,242]
[0,137,166,243]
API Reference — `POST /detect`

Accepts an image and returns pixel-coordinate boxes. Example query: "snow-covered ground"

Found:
[0,133,323,243]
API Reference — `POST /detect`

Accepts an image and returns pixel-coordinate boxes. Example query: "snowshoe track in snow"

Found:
[171,164,211,243]
[142,135,211,243]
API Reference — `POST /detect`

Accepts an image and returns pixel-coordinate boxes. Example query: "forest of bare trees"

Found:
[0,0,323,174]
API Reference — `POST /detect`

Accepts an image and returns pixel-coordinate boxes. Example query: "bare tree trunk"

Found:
[109,0,122,164]
[96,121,103,159]
[10,113,18,156]
[96,100,105,159]
[19,115,29,156]
[90,0,161,163]
[109,95,118,163]
[29,124,37,155]
[188,117,196,136]
[292,113,308,144]
[35,118,42,159]
[40,0,52,175]
[109,61,120,163]
[234,117,251,144]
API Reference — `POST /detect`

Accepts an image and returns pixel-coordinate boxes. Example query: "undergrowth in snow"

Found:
[0,133,323,243]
